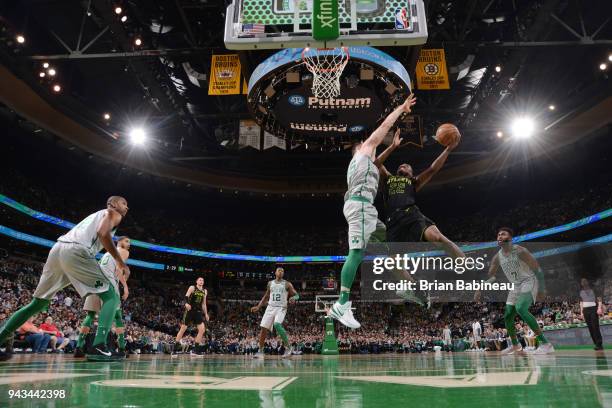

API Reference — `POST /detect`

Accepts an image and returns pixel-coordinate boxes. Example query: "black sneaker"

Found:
[73,348,86,358]
[86,344,122,362]
[196,345,205,356]
[116,349,128,359]
[0,350,12,362]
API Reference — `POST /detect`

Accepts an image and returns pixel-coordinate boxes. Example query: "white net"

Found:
[301,47,349,99]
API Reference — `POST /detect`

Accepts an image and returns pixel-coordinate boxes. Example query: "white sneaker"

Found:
[253,351,265,359]
[532,343,555,355]
[327,301,361,329]
[282,347,293,359]
[501,345,523,355]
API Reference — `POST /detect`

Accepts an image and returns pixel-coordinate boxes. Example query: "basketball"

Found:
[435,123,461,146]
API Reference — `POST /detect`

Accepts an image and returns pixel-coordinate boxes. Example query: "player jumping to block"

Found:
[172,277,209,356]
[250,267,299,359]
[327,94,417,329]
[475,227,554,355]
[74,236,131,358]
[0,196,130,362]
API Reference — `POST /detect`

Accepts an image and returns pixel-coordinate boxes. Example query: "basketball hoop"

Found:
[301,47,349,99]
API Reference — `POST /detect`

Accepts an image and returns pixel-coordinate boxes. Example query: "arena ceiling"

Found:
[0,0,611,192]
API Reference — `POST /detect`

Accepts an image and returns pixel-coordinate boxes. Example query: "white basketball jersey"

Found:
[268,280,288,307]
[498,246,533,284]
[58,209,117,256]
[344,153,379,203]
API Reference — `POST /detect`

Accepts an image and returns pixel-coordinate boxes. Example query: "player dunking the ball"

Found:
[475,227,554,354]
[74,236,131,358]
[172,277,209,356]
[327,95,416,329]
[251,267,299,359]
[0,196,129,362]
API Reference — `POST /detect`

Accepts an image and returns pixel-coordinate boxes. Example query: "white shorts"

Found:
[344,200,386,250]
[506,277,538,306]
[83,294,102,312]
[474,335,481,342]
[260,306,287,330]
[33,242,111,300]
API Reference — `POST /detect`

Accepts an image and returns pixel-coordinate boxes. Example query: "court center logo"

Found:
[288,94,306,106]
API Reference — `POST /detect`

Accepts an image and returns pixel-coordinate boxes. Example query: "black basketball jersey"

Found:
[188,287,206,308]
[384,175,418,213]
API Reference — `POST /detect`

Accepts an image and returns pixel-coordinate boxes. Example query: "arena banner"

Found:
[208,54,242,95]
[415,48,450,90]
[239,119,261,149]
[360,242,612,303]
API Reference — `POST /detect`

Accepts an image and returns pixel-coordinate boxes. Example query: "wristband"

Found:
[291,294,300,301]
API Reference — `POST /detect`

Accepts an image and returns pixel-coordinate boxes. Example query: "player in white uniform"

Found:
[475,227,554,355]
[0,196,129,362]
[328,95,417,329]
[251,267,299,359]
[74,236,131,358]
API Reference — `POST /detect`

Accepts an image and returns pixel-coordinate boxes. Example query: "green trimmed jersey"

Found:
[268,280,288,307]
[344,153,379,204]
[498,246,533,284]
[188,287,207,308]
[58,210,117,256]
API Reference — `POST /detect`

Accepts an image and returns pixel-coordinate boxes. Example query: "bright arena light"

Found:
[115,6,122,14]
[103,113,111,120]
[16,35,25,44]
[511,117,535,139]
[496,131,503,138]
[134,38,142,46]
[48,68,56,76]
[129,128,147,145]
[548,104,555,110]
[39,72,45,78]
[43,62,49,68]
[52,84,61,92]
[494,65,501,73]
[599,63,607,71]
[609,54,612,62]
[121,15,128,22]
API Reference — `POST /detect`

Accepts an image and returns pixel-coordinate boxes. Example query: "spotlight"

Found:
[129,128,147,145]
[134,38,142,46]
[548,104,555,111]
[52,84,61,92]
[43,62,49,69]
[115,6,122,14]
[121,15,128,22]
[48,68,56,76]
[16,35,25,44]
[609,54,612,62]
[103,113,111,120]
[496,131,503,138]
[599,63,607,71]
[511,117,535,139]
[494,65,501,73]
[39,72,45,78]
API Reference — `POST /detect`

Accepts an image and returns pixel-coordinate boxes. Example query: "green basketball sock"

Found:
[339,249,363,305]
[0,298,49,344]
[92,289,119,347]
[274,323,290,347]
[114,309,126,350]
[77,311,96,348]
[515,293,547,344]
[536,334,548,344]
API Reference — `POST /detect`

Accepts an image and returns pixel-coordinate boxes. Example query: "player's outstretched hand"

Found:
[392,128,403,148]
[122,286,129,301]
[250,305,260,313]
[401,93,417,113]
[185,303,192,311]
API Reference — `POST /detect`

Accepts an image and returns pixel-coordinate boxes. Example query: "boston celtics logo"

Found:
[94,280,104,288]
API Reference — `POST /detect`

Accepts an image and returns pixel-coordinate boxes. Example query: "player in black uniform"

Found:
[376,134,464,258]
[172,277,209,356]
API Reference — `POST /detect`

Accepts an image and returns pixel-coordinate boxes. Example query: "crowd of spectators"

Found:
[1,256,609,355]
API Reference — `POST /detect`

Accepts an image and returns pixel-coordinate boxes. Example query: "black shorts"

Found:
[182,309,204,326]
[386,205,435,242]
